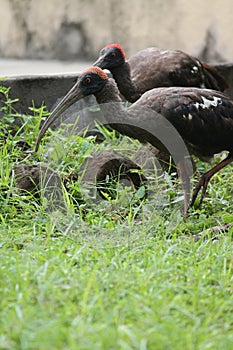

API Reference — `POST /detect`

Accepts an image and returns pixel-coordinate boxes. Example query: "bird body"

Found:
[132,86,233,157]
[91,74,233,158]
[94,44,228,102]
[35,67,233,215]
[93,44,228,173]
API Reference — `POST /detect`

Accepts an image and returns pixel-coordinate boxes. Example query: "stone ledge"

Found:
[1,63,233,116]
[1,73,80,114]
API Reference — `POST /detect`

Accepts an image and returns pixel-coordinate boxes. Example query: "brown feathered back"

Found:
[128,48,228,94]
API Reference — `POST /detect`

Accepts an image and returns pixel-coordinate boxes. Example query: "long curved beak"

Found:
[93,55,107,69]
[35,81,84,152]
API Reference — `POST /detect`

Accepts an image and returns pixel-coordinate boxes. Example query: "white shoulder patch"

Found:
[183,113,193,120]
[191,66,198,74]
[194,96,222,110]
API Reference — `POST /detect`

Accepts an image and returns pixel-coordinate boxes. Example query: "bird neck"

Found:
[110,62,141,103]
[93,80,169,156]
[95,78,123,104]
[94,78,136,135]
[93,82,168,155]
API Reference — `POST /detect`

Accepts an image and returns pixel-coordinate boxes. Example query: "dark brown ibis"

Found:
[93,44,228,103]
[35,67,233,216]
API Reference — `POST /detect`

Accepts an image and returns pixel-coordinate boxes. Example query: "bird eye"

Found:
[85,77,91,84]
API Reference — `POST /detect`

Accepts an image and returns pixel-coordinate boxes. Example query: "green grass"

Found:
[0,86,233,350]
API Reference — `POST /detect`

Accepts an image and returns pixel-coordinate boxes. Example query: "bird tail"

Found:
[202,62,229,92]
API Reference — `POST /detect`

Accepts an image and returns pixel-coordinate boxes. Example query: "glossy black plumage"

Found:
[35,67,233,215]
[94,44,228,103]
[133,87,233,157]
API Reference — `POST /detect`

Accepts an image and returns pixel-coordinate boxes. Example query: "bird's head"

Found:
[93,43,126,69]
[76,66,109,97]
[35,67,109,151]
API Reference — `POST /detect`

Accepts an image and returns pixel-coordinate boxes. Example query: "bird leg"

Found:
[190,153,233,207]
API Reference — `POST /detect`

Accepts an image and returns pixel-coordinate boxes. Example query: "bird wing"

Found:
[128,48,227,92]
[132,87,233,157]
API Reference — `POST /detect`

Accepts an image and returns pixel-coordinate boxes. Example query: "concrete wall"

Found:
[1,62,233,118]
[1,0,233,62]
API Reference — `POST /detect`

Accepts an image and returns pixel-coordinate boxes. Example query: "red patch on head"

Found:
[80,66,108,80]
[106,43,126,59]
